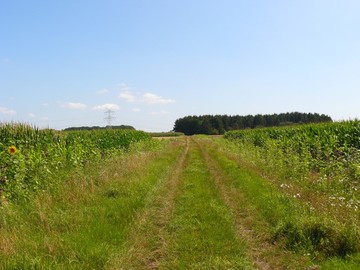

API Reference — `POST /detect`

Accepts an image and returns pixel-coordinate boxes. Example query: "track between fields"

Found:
[2,136,357,269]
[108,136,308,269]
[110,137,190,269]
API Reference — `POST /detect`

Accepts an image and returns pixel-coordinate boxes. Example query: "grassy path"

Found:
[195,138,309,269]
[115,136,310,269]
[195,138,273,269]
[3,136,357,269]
[110,137,253,269]
[108,137,190,269]
[158,137,253,269]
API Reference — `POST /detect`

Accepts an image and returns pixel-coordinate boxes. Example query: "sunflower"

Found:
[8,145,17,155]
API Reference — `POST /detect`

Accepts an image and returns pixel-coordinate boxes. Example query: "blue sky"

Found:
[1,1,359,131]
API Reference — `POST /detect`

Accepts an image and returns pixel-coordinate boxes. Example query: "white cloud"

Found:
[43,103,49,107]
[118,83,135,101]
[41,116,49,121]
[61,102,87,110]
[0,107,16,115]
[132,108,141,112]
[118,83,175,105]
[92,103,120,111]
[151,110,169,115]
[119,91,137,102]
[28,113,36,118]
[97,88,110,95]
[142,93,175,104]
[119,90,175,105]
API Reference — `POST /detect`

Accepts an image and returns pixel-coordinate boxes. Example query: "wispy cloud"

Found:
[151,110,169,115]
[61,102,87,110]
[119,91,137,102]
[0,107,16,115]
[142,93,175,104]
[97,88,110,95]
[131,108,141,112]
[2,58,11,64]
[92,103,120,111]
[28,113,36,118]
[118,84,175,105]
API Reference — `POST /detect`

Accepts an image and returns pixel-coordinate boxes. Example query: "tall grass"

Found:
[0,136,173,269]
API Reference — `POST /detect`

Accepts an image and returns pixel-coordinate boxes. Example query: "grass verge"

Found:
[0,139,181,269]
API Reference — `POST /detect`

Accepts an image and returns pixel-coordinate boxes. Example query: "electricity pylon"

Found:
[104,109,115,127]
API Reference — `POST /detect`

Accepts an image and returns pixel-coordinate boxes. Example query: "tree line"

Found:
[173,112,332,135]
[64,125,135,131]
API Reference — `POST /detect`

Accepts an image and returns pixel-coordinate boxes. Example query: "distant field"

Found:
[149,131,184,137]
[0,122,359,269]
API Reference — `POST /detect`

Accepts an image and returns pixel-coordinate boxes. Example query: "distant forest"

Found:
[173,112,332,135]
[64,125,135,131]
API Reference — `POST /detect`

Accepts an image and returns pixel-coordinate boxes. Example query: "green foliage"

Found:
[149,131,184,137]
[0,123,151,202]
[63,125,135,131]
[273,219,360,258]
[225,121,360,196]
[173,112,332,135]
[223,120,360,258]
[0,137,175,269]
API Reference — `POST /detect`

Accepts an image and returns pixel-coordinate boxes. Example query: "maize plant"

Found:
[224,121,360,211]
[0,123,151,202]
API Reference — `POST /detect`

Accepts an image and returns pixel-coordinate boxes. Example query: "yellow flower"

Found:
[8,145,17,155]
[1,195,8,205]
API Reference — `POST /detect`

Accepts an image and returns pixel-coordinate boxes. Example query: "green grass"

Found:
[224,121,360,217]
[1,133,358,269]
[319,255,360,270]
[0,123,151,202]
[105,138,187,269]
[149,131,184,137]
[161,139,253,269]
[207,136,360,268]
[0,139,181,269]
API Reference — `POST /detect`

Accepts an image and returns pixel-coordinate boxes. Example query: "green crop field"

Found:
[0,122,359,269]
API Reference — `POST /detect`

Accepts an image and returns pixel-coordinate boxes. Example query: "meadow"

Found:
[0,122,359,269]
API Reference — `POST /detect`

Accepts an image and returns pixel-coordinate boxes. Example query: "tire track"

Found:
[160,137,254,269]
[195,137,297,270]
[108,137,189,270]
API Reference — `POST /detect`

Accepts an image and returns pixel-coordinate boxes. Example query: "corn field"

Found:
[224,121,360,215]
[0,123,151,201]
[223,121,360,258]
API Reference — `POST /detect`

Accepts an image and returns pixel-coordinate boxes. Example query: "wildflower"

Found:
[1,195,8,205]
[7,145,17,155]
